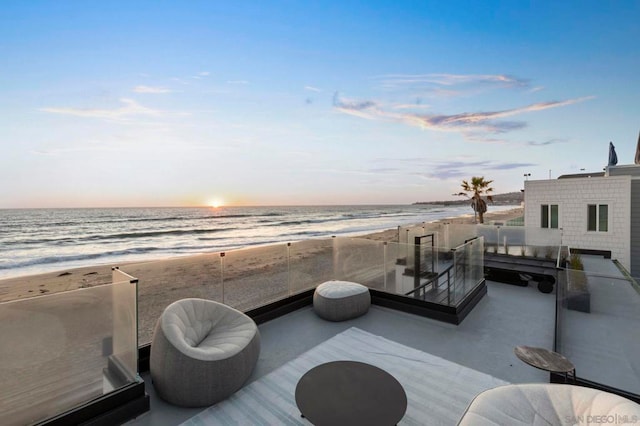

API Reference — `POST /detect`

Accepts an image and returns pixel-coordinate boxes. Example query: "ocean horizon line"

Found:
[0,202,437,211]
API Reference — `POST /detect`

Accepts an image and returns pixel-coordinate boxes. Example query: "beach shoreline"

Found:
[1,206,523,344]
[0,207,523,303]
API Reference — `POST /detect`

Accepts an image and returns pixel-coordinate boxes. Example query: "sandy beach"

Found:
[0,207,523,344]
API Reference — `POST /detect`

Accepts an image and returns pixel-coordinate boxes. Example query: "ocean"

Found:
[0,205,517,280]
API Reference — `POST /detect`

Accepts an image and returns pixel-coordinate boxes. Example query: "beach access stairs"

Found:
[396,233,481,307]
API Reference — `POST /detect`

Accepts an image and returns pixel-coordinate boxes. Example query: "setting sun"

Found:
[208,199,224,208]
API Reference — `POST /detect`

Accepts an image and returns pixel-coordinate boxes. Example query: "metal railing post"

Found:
[287,242,291,296]
[383,242,388,291]
[447,268,451,305]
[220,252,225,304]
[414,236,421,290]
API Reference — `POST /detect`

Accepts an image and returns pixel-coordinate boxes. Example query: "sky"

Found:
[1,1,639,208]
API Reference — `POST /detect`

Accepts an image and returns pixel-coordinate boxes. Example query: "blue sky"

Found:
[1,1,638,208]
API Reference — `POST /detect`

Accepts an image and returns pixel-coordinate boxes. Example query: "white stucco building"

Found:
[524,165,640,278]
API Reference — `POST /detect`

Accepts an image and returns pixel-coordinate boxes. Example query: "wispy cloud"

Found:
[391,99,430,110]
[375,73,530,93]
[365,157,537,181]
[464,135,511,144]
[32,146,114,156]
[332,92,380,120]
[190,71,211,80]
[490,162,537,170]
[400,97,592,133]
[305,85,322,92]
[413,160,537,180]
[526,138,568,146]
[367,167,401,173]
[41,98,163,121]
[171,77,190,85]
[133,85,172,94]
[333,93,594,136]
[468,135,571,146]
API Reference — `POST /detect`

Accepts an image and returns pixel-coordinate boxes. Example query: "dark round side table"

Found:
[295,360,407,426]
[514,345,576,383]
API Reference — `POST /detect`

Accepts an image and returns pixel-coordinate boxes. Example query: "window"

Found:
[550,205,559,229]
[541,204,558,229]
[588,204,608,232]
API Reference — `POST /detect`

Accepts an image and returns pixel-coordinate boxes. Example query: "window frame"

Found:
[587,203,609,232]
[540,204,559,229]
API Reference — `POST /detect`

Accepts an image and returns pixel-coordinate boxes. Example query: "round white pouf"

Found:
[313,280,371,321]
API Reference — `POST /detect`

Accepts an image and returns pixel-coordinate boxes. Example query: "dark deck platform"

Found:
[484,253,557,290]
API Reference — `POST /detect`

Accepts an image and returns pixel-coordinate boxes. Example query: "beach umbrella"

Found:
[635,131,640,164]
[608,141,618,166]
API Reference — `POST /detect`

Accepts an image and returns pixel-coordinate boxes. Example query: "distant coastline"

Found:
[413,191,524,206]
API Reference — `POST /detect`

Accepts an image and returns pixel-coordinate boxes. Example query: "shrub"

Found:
[545,246,555,259]
[569,253,584,270]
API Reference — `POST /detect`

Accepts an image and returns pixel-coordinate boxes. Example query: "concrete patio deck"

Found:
[127,280,555,425]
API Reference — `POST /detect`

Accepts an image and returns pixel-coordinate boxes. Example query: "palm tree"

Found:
[455,177,494,223]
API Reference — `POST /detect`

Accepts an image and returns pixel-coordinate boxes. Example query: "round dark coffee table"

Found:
[295,360,407,426]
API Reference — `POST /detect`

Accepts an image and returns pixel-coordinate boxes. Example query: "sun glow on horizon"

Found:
[207,198,224,208]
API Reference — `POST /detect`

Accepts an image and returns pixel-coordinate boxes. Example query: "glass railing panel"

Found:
[110,268,138,385]
[333,237,385,290]
[477,225,563,258]
[472,236,485,290]
[451,244,466,303]
[398,225,445,269]
[222,244,289,312]
[288,238,335,294]
[557,267,640,395]
[398,223,436,243]
[477,225,500,251]
[524,227,563,258]
[509,216,525,226]
[424,222,446,234]
[426,223,448,250]
[406,225,427,245]
[120,253,221,345]
[445,224,477,250]
[557,246,570,268]
[384,242,416,295]
[0,281,138,426]
[398,226,409,245]
[396,229,415,267]
[451,237,485,305]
